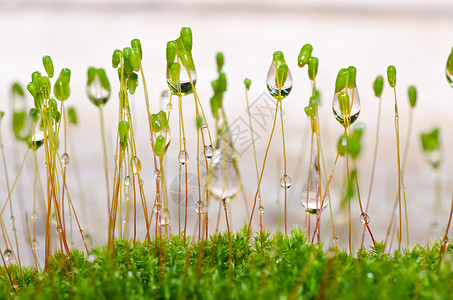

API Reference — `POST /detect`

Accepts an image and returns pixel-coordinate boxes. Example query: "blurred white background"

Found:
[0,0,453,262]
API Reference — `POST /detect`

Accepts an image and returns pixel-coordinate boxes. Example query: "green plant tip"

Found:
[421,128,440,152]
[272,51,285,65]
[408,85,417,108]
[180,27,193,52]
[27,82,37,97]
[297,43,313,67]
[127,73,138,94]
[308,57,318,80]
[216,52,224,72]
[154,135,166,156]
[0,111,4,119]
[335,68,349,93]
[244,78,251,90]
[12,82,25,97]
[373,76,384,98]
[276,63,289,89]
[118,121,130,148]
[112,49,121,68]
[196,115,203,128]
[347,66,357,88]
[387,65,396,87]
[166,41,177,64]
[67,107,77,125]
[130,49,140,72]
[59,68,71,84]
[337,135,348,156]
[447,47,453,74]
[54,78,70,101]
[42,55,54,78]
[131,38,143,59]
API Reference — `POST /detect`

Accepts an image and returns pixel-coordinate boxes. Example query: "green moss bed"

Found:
[2,228,452,299]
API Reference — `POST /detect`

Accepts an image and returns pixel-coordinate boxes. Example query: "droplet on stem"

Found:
[160,210,171,226]
[360,213,370,225]
[61,153,70,166]
[280,175,292,189]
[204,145,214,159]
[178,150,189,165]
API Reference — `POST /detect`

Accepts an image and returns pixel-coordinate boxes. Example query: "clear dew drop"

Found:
[153,203,160,214]
[4,249,14,264]
[360,213,370,225]
[10,215,15,223]
[166,102,172,111]
[131,156,142,175]
[87,74,110,107]
[167,64,197,96]
[301,150,327,214]
[32,239,39,252]
[204,145,214,159]
[124,176,130,186]
[178,150,189,165]
[266,61,293,100]
[332,88,361,127]
[56,226,62,235]
[61,153,70,166]
[31,212,37,222]
[154,169,160,180]
[194,201,207,215]
[258,206,265,215]
[333,237,338,244]
[280,175,292,188]
[139,179,144,186]
[160,210,171,226]
[87,254,97,263]
[122,218,127,225]
[446,67,453,87]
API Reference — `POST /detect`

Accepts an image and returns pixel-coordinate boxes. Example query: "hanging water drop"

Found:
[131,156,142,175]
[446,67,453,87]
[194,201,207,215]
[360,213,370,225]
[166,102,173,111]
[10,215,15,223]
[266,54,293,100]
[178,150,189,165]
[332,89,360,127]
[122,218,127,225]
[301,150,327,214]
[32,239,39,252]
[153,203,160,214]
[204,145,214,159]
[87,69,110,107]
[280,175,292,189]
[56,227,62,235]
[258,205,265,215]
[167,61,197,95]
[61,153,70,166]
[124,176,130,186]
[4,249,14,265]
[160,210,171,226]
[87,254,97,263]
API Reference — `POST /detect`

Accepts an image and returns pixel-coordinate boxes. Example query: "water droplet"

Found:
[423,149,441,169]
[139,179,144,186]
[31,212,37,221]
[259,224,264,231]
[167,62,197,95]
[280,175,292,188]
[124,176,130,186]
[194,201,207,215]
[56,226,62,235]
[206,114,241,201]
[87,254,96,263]
[367,272,373,278]
[61,153,70,166]
[9,215,15,223]
[301,150,327,214]
[122,218,126,224]
[178,150,189,165]
[160,210,171,226]
[12,284,18,291]
[360,213,370,225]
[332,88,360,127]
[153,203,160,214]
[128,271,133,277]
[446,67,453,87]
[266,59,293,100]
[153,170,160,180]
[32,239,39,252]
[333,237,338,244]
[4,249,14,265]
[166,102,172,111]
[87,72,110,107]
[204,145,214,159]
[258,206,265,215]
[131,156,142,175]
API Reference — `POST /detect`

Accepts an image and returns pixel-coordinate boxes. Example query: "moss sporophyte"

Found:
[0,28,452,298]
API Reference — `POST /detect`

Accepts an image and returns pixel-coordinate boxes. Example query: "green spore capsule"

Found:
[0,111,4,119]
[169,62,181,84]
[387,65,396,87]
[338,91,350,116]
[166,41,177,64]
[118,121,130,148]
[129,49,140,72]
[154,135,166,157]
[54,78,70,101]
[67,107,77,125]
[40,76,51,97]
[32,71,42,84]
[151,113,162,132]
[276,63,289,89]
[347,66,357,88]
[131,39,142,59]
[127,73,139,94]
[244,78,251,90]
[216,52,224,72]
[373,76,384,97]
[308,57,318,80]
[49,98,58,111]
[12,83,25,97]
[42,55,54,78]
[12,111,29,141]
[297,44,313,67]
[59,68,71,84]
[122,47,134,75]
[210,94,222,120]
[273,51,285,65]
[421,128,440,152]
[29,108,39,121]
[351,123,364,142]
[447,47,453,73]
[335,68,349,93]
[27,82,38,97]
[408,85,417,108]
[216,72,227,94]
[112,49,121,68]
[87,68,110,107]
[53,111,61,123]
[338,135,348,156]
[180,27,193,52]
[158,110,168,128]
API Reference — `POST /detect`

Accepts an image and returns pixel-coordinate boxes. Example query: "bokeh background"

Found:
[1,0,453,264]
